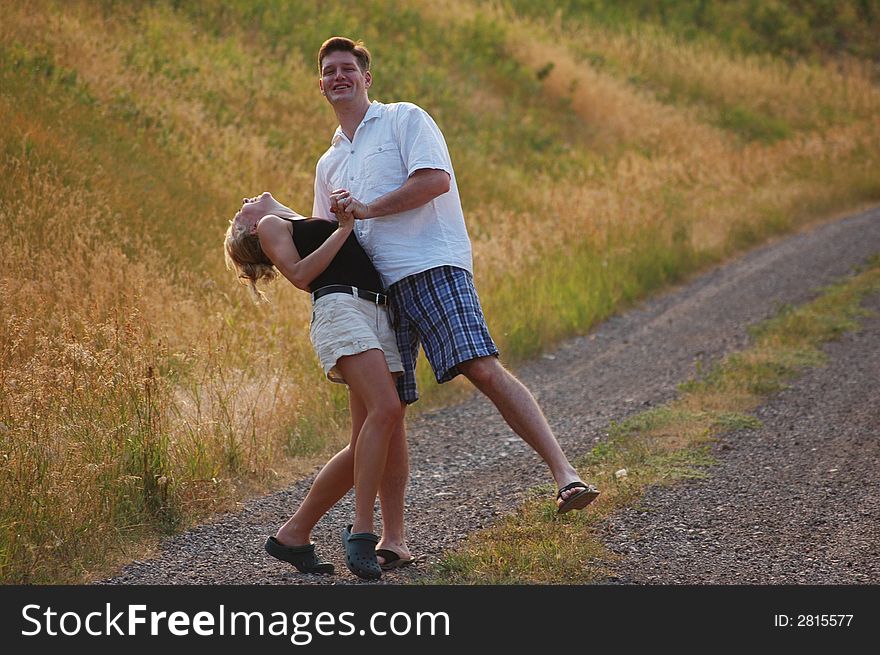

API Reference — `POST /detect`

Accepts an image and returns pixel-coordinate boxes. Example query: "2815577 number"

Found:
[774,614,853,627]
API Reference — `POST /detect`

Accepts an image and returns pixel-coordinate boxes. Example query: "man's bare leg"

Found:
[377,413,412,564]
[457,356,592,509]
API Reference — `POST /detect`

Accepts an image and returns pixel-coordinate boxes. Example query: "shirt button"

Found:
[350,150,355,154]
[350,176,355,180]
[377,146,383,152]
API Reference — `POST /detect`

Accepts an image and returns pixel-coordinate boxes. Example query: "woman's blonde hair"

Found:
[224,218,277,302]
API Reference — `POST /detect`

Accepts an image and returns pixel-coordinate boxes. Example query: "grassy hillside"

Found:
[495,0,880,61]
[1,0,878,582]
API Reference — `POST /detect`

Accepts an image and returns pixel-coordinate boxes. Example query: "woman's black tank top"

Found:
[286,218,383,293]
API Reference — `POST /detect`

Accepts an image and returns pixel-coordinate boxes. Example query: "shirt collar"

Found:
[331,101,384,145]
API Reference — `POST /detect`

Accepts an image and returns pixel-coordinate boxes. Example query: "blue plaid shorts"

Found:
[388,266,499,404]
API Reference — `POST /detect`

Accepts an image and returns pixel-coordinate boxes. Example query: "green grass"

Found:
[0,41,223,270]
[714,104,792,143]
[492,0,880,62]
[484,219,704,359]
[426,255,880,584]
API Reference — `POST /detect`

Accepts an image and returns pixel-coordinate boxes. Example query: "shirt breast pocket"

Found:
[361,142,406,189]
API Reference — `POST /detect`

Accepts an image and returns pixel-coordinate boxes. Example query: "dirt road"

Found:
[99,206,880,585]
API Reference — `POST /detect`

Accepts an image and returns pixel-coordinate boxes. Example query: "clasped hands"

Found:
[329,189,368,224]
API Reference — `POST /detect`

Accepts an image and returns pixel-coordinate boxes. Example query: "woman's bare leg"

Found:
[274,449,354,546]
[334,349,403,536]
[273,388,367,547]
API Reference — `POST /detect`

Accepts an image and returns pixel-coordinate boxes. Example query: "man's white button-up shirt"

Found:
[313,101,473,289]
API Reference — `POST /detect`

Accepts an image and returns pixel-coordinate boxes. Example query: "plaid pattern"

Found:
[388,266,499,404]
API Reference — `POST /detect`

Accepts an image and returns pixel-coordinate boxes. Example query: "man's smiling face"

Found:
[319,50,371,106]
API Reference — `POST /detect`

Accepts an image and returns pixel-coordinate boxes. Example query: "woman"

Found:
[224,191,407,580]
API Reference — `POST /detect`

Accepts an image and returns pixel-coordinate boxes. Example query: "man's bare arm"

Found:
[330,168,450,219]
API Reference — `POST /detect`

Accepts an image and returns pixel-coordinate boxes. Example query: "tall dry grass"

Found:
[0,145,349,581]
[0,2,352,582]
[1,0,878,582]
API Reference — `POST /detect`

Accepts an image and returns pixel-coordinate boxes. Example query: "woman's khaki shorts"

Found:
[309,292,403,385]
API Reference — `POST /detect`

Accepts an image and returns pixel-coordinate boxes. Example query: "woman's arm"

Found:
[257,213,353,291]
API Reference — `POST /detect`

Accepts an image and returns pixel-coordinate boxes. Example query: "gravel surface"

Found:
[603,292,880,584]
[98,207,880,585]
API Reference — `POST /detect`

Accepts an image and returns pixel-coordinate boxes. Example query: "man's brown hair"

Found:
[318,36,371,73]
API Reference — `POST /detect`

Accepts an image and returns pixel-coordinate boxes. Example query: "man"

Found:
[312,37,599,564]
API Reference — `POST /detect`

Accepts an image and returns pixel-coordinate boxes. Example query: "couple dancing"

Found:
[224,37,599,580]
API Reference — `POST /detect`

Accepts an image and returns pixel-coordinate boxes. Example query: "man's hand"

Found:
[330,189,369,219]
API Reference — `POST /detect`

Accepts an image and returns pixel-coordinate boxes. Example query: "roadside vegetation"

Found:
[430,257,880,583]
[1,0,878,582]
